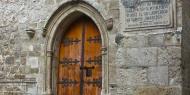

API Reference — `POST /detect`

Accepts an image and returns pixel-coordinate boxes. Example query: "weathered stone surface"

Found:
[148,34,164,47]
[116,47,157,67]
[0,55,3,64]
[26,57,38,68]
[164,32,181,46]
[158,47,181,65]
[148,66,169,85]
[135,86,181,95]
[117,68,147,86]
[45,0,55,5]
[117,85,136,95]
[5,56,14,64]
[0,71,5,79]
[14,74,25,79]
[30,68,39,74]
[27,85,38,95]
[121,35,148,48]
[169,62,182,86]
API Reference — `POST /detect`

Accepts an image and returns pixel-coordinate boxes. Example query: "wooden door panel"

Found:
[58,20,82,95]
[83,19,102,95]
[58,17,102,95]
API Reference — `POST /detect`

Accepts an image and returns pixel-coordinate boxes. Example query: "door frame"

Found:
[43,1,110,95]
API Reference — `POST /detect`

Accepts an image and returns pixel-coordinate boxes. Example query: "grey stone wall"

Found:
[113,0,183,95]
[182,0,190,94]
[0,0,184,95]
[0,0,55,94]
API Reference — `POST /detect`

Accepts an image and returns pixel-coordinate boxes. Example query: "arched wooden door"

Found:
[57,16,102,95]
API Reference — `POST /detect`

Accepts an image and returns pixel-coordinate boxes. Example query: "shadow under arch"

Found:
[44,1,109,95]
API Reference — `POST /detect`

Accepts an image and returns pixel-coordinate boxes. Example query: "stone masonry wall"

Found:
[114,0,182,95]
[0,0,183,95]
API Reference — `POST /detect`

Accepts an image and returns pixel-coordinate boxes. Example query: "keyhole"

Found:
[86,69,92,77]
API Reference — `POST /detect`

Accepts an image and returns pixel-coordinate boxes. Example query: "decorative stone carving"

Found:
[106,18,113,30]
[26,29,36,39]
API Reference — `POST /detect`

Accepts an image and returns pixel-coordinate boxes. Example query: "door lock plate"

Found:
[86,69,92,77]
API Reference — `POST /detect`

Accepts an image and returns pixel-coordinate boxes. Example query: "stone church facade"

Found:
[0,0,190,95]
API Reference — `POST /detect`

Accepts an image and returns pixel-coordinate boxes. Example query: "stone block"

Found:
[168,60,182,85]
[148,34,164,47]
[30,68,39,74]
[0,71,5,79]
[28,51,41,56]
[121,35,148,48]
[109,9,119,19]
[115,47,126,66]
[148,66,169,85]
[117,85,136,95]
[15,59,20,64]
[27,57,39,68]
[27,85,38,95]
[109,0,119,9]
[109,44,117,65]
[45,0,55,5]
[10,66,20,74]
[117,68,147,86]
[56,0,62,4]
[135,86,181,95]
[158,47,181,65]
[5,56,14,64]
[116,47,157,67]
[164,33,181,46]
[109,65,117,83]
[21,56,26,65]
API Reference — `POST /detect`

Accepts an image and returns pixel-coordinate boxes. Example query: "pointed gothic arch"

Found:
[43,1,109,95]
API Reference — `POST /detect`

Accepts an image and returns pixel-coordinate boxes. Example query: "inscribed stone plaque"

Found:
[120,0,175,31]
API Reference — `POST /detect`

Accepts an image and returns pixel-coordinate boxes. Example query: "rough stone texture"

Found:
[0,0,184,95]
[148,34,164,47]
[117,68,147,86]
[135,86,181,95]
[121,35,148,48]
[157,47,181,65]
[116,47,157,67]
[148,66,169,85]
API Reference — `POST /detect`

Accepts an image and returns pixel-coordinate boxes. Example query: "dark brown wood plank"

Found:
[58,19,83,95]
[83,18,102,95]
[57,16,102,95]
